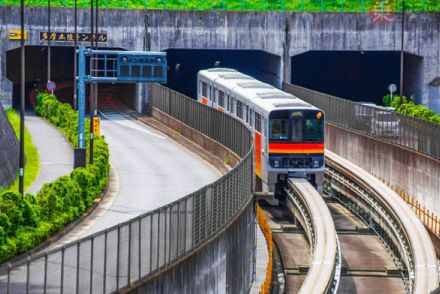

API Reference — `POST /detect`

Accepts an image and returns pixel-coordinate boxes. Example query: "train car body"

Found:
[197,68,325,194]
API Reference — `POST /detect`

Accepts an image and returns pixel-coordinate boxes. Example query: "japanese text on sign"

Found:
[39,32,107,43]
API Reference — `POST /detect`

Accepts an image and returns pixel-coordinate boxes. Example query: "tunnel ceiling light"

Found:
[214,61,221,67]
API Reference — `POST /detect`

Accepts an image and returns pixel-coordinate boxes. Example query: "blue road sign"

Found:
[47,81,56,91]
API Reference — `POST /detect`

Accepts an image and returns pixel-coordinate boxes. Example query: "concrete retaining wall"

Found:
[0,103,19,187]
[326,123,440,217]
[1,7,440,109]
[129,200,255,294]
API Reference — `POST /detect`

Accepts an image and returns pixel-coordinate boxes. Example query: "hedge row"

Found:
[0,93,109,263]
[383,94,440,124]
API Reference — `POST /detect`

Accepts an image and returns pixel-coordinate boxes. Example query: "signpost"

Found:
[388,83,397,105]
[46,80,56,94]
[74,46,167,168]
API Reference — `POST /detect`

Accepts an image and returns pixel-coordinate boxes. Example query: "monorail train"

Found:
[197,68,325,194]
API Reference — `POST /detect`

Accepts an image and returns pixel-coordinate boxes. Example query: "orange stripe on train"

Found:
[269,143,324,154]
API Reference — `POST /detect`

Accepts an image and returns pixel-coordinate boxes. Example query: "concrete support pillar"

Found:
[282,19,291,85]
[135,83,149,113]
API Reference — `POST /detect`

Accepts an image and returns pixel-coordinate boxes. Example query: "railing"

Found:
[283,83,440,160]
[0,84,254,293]
[0,0,438,12]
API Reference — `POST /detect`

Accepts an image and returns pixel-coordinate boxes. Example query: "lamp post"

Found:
[19,0,25,195]
[89,0,94,164]
[399,0,405,106]
[47,0,51,83]
[73,0,78,110]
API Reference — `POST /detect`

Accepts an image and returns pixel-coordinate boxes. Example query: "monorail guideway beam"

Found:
[74,46,167,167]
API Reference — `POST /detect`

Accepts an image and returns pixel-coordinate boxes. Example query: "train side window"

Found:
[246,105,249,124]
[226,95,230,111]
[231,97,235,114]
[212,87,216,103]
[255,113,261,132]
[219,91,224,107]
[202,82,207,98]
[250,109,254,127]
[237,100,243,119]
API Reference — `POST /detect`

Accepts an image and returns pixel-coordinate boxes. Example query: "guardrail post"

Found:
[168,207,172,264]
[184,198,187,253]
[61,246,65,294]
[90,235,94,294]
[176,202,180,258]
[43,253,48,294]
[103,230,107,294]
[116,226,121,290]
[149,215,153,273]
[138,218,142,280]
[128,222,132,287]
[7,263,11,294]
[26,256,30,294]
[76,241,80,294]
[157,210,161,269]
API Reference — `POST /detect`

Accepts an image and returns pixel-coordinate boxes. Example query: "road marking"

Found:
[99,110,166,139]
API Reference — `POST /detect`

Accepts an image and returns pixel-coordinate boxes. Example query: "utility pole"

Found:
[47,0,51,83]
[89,0,94,164]
[19,0,25,195]
[73,0,78,110]
[399,0,405,106]
[94,0,99,113]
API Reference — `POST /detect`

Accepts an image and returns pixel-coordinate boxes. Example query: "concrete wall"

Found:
[0,7,439,110]
[0,103,19,187]
[129,200,254,294]
[325,123,440,217]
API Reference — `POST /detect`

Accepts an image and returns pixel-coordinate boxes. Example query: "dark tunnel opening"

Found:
[165,49,281,98]
[291,51,423,105]
[6,45,134,110]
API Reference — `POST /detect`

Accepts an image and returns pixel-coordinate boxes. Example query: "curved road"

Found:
[79,105,220,237]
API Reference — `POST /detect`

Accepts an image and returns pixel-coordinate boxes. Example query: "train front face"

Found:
[267,108,325,194]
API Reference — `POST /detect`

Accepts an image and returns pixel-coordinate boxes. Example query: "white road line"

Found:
[99,110,166,139]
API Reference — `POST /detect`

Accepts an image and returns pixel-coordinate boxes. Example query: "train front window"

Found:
[291,120,302,142]
[304,118,323,142]
[270,119,289,141]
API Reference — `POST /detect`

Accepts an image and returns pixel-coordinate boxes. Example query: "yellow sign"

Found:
[93,117,100,136]
[9,30,27,40]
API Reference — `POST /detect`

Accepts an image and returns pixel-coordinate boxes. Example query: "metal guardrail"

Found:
[283,83,440,160]
[0,84,254,293]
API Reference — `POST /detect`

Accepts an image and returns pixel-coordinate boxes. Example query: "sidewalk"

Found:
[25,113,73,195]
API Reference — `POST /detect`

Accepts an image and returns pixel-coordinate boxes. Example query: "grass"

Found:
[4,109,40,193]
[0,0,439,12]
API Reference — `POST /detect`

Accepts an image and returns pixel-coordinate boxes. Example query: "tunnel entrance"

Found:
[291,51,423,105]
[6,46,75,109]
[165,49,281,98]
[6,45,135,111]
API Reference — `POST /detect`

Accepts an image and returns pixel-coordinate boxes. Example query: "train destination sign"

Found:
[39,32,107,43]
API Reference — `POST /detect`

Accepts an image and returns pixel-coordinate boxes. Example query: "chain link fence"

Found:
[283,83,440,160]
[0,84,254,293]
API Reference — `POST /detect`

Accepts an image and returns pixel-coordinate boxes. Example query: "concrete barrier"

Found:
[326,123,440,227]
[0,103,19,187]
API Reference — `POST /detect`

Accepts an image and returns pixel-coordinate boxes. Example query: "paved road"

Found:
[26,113,73,195]
[77,108,220,237]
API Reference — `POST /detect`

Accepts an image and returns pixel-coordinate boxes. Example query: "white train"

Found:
[197,68,325,194]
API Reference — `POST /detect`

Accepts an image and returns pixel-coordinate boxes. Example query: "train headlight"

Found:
[312,160,320,168]
[274,160,280,168]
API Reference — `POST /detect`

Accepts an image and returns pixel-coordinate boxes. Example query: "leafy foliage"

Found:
[383,94,440,124]
[0,93,110,263]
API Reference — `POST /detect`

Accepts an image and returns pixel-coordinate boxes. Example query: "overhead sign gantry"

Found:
[75,46,167,167]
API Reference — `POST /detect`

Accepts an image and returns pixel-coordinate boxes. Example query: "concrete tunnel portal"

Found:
[291,50,423,105]
[164,49,282,98]
[6,45,136,110]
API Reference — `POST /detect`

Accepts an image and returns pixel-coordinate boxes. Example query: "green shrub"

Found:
[383,94,439,125]
[0,93,110,263]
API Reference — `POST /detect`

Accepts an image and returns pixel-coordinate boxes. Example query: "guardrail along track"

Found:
[325,150,439,293]
[275,178,340,293]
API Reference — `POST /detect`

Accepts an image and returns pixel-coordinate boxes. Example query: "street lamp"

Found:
[73,0,78,110]
[399,0,405,106]
[19,0,25,195]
